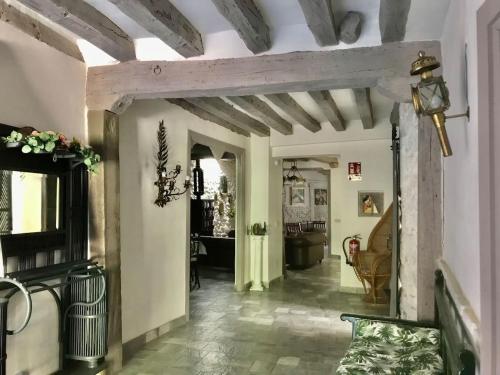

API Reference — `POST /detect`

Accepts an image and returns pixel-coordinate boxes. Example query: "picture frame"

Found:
[358,191,384,217]
[290,186,306,206]
[314,189,328,205]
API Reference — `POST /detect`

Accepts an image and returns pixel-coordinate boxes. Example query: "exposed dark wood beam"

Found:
[184,98,270,137]
[379,0,411,43]
[308,91,345,131]
[265,94,321,133]
[17,0,135,61]
[166,99,250,137]
[226,96,293,135]
[353,88,374,129]
[297,0,337,46]
[211,0,270,54]
[85,41,441,111]
[0,1,83,61]
[108,0,203,58]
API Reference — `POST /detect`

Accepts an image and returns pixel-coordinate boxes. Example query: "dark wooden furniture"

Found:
[0,124,88,272]
[190,234,201,290]
[198,235,235,271]
[191,199,214,236]
[0,124,105,374]
[285,232,325,269]
[339,270,477,374]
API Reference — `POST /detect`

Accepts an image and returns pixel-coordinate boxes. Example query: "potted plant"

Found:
[1,130,23,148]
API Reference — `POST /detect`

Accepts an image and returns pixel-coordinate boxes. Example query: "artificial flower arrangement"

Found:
[1,129,101,173]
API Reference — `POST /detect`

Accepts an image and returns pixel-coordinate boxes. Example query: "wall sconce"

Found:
[410,51,469,157]
[154,120,191,207]
[154,164,191,207]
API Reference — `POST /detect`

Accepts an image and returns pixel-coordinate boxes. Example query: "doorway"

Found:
[189,143,236,288]
[186,133,246,304]
[277,144,395,317]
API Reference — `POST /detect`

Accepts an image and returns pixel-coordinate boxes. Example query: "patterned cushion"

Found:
[336,319,443,375]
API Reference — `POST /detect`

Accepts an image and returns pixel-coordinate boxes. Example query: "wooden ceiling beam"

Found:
[85,41,441,111]
[308,91,345,131]
[265,93,321,133]
[166,99,250,137]
[226,96,293,135]
[184,98,270,137]
[17,0,135,61]
[297,0,337,46]
[108,0,203,58]
[211,0,270,54]
[0,1,83,61]
[353,88,374,129]
[379,0,411,43]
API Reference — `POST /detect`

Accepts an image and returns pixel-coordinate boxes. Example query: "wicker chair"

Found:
[352,203,393,304]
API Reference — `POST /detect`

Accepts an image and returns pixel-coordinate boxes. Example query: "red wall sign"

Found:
[348,162,362,181]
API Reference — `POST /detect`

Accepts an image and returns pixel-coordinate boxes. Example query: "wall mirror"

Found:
[0,170,61,235]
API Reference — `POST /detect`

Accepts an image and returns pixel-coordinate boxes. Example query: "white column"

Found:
[250,235,265,291]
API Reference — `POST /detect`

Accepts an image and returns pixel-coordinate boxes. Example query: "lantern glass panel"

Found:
[417,78,449,114]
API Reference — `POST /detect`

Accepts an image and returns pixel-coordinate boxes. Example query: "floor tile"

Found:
[120,258,389,375]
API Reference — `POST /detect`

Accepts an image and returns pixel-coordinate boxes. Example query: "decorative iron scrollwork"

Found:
[154,120,191,207]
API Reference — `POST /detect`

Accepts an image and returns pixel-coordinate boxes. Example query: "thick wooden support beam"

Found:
[379,0,411,43]
[297,0,337,46]
[353,88,374,129]
[211,0,270,54]
[184,98,270,137]
[166,99,250,137]
[17,0,135,61]
[227,96,293,135]
[0,1,83,61]
[108,0,203,58]
[88,110,123,372]
[86,41,441,111]
[265,93,321,133]
[309,90,345,131]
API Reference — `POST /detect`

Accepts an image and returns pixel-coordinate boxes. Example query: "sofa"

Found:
[285,231,325,269]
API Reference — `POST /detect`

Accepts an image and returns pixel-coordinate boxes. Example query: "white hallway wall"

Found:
[119,100,249,344]
[440,0,485,320]
[0,22,86,375]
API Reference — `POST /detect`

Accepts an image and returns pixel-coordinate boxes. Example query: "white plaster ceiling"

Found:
[8,0,451,66]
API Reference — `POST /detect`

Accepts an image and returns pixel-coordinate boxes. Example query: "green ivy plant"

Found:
[1,130,23,143]
[22,131,59,154]
[70,140,101,174]
[1,129,101,173]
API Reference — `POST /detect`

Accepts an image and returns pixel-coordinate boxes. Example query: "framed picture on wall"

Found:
[290,186,306,206]
[358,191,384,217]
[314,189,328,205]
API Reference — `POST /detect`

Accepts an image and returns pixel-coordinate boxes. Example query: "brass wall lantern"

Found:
[410,51,469,157]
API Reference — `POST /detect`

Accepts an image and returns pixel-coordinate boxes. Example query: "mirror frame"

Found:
[0,123,89,273]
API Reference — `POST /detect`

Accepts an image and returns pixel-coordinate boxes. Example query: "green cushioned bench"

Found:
[337,270,477,375]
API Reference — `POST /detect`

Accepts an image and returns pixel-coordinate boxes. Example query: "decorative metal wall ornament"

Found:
[192,159,204,199]
[154,120,191,207]
[410,51,470,157]
[283,160,306,184]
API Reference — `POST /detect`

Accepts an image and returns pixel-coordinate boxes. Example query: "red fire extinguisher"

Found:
[342,234,361,266]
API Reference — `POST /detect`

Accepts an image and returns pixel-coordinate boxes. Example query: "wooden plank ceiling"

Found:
[3,0,390,137]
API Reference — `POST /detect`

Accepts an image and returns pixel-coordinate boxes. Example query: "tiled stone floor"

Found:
[120,257,389,375]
